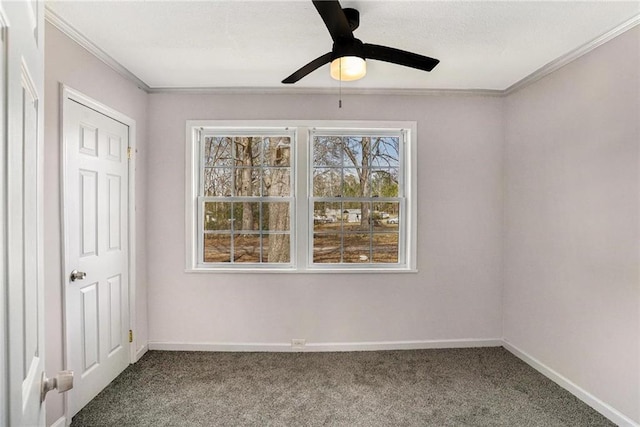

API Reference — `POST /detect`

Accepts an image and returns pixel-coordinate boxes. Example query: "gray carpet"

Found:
[71,347,614,427]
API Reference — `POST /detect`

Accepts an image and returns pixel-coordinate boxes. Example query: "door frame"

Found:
[0,5,9,426]
[59,84,137,420]
[2,0,46,423]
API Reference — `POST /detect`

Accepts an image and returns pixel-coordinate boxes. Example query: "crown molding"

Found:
[147,86,503,97]
[44,6,151,92]
[45,6,640,98]
[505,12,640,96]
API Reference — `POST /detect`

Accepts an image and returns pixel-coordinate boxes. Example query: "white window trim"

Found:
[185,120,418,273]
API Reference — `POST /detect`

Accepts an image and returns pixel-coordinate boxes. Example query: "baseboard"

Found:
[503,340,639,427]
[135,343,149,362]
[148,338,503,353]
[148,341,291,352]
[305,339,502,352]
[49,415,66,427]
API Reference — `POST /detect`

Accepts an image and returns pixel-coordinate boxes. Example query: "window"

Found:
[311,131,403,265]
[196,130,295,266]
[186,121,416,272]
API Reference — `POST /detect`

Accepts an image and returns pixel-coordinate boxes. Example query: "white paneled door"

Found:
[2,0,47,425]
[63,97,131,417]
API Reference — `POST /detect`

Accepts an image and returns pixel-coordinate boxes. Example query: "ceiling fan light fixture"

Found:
[281,1,438,85]
[330,56,366,81]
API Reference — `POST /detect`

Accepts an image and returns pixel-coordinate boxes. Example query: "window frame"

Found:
[308,128,407,269]
[185,120,417,273]
[197,129,296,267]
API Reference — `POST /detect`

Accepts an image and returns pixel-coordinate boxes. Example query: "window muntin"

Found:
[310,131,405,266]
[197,132,294,266]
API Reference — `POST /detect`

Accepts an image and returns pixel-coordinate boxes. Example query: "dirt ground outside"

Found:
[204,222,399,264]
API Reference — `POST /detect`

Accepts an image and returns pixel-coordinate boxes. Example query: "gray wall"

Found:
[146,93,505,346]
[44,23,149,425]
[504,26,640,423]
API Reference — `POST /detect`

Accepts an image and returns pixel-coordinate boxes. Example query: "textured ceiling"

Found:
[46,1,640,91]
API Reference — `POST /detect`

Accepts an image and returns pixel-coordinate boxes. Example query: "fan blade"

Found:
[363,44,439,72]
[312,0,354,42]
[282,52,333,84]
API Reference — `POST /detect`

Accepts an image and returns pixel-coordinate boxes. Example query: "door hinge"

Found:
[129,330,133,343]
[127,147,133,160]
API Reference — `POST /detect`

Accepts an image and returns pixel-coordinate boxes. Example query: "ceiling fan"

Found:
[282,0,440,84]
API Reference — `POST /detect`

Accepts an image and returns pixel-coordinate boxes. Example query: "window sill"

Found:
[185,267,419,274]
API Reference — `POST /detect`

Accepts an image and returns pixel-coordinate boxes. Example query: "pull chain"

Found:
[339,58,343,108]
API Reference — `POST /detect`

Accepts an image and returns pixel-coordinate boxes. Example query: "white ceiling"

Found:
[46,1,640,91]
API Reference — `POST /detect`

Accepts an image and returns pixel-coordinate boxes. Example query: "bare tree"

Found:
[342,136,371,229]
[203,137,232,197]
[203,137,233,233]
[263,137,290,262]
[234,137,256,231]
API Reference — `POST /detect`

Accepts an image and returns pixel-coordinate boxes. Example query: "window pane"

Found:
[313,168,341,197]
[233,234,260,263]
[371,136,400,168]
[263,137,291,167]
[262,234,290,263]
[343,233,371,263]
[343,136,369,169]
[313,135,342,167]
[313,233,342,263]
[309,132,403,266]
[342,201,371,231]
[200,132,294,265]
[232,202,260,231]
[204,137,233,167]
[262,202,290,231]
[234,168,260,197]
[373,202,399,231]
[203,234,231,263]
[372,233,399,263]
[263,168,290,197]
[233,137,261,167]
[204,202,231,231]
[371,168,399,197]
[343,168,370,197]
[203,168,232,197]
[313,202,342,232]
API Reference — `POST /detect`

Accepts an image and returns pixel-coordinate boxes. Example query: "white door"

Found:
[2,0,47,425]
[63,97,131,417]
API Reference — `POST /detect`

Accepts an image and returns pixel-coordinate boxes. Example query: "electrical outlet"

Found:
[291,339,306,349]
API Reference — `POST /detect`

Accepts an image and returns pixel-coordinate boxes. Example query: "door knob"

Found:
[70,269,86,281]
[41,370,74,403]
